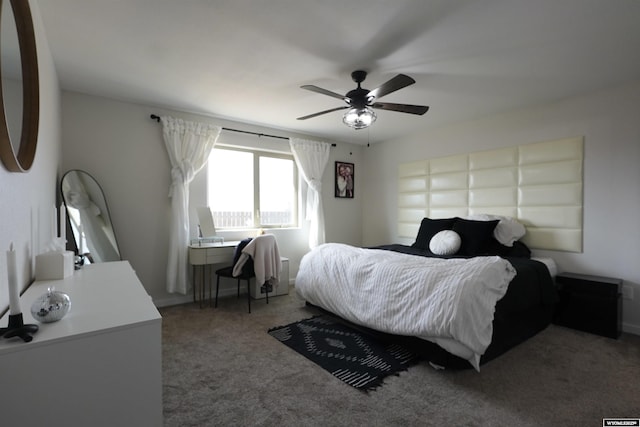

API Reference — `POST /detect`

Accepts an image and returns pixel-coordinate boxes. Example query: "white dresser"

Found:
[0,261,162,427]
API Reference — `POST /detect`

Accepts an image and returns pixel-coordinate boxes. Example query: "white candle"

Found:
[59,203,66,242]
[52,205,57,241]
[7,242,21,315]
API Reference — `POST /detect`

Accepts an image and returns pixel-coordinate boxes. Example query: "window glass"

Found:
[207,147,297,228]
[207,149,254,228]
[259,156,295,226]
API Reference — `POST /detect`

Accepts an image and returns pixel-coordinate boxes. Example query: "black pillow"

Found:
[232,238,252,264]
[233,238,254,274]
[412,217,456,249]
[484,238,532,258]
[505,240,532,258]
[452,218,499,256]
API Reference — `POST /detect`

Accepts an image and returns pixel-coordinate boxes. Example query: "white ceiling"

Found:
[36,0,640,145]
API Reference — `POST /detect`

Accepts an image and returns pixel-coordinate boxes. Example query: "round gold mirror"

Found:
[0,0,39,173]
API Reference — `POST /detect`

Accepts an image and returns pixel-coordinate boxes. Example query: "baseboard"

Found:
[623,322,640,336]
[154,279,294,308]
[153,294,193,308]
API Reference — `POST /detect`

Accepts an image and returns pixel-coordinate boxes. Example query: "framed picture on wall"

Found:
[335,161,354,198]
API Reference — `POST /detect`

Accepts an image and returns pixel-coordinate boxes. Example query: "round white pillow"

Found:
[429,230,461,255]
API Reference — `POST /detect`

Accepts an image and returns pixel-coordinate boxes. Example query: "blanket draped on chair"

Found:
[233,234,281,287]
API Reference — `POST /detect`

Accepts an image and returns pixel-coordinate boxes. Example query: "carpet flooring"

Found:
[160,289,640,427]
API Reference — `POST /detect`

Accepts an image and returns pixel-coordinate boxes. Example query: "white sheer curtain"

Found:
[161,116,221,294]
[289,138,331,248]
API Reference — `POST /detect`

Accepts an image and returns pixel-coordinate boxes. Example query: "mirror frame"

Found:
[0,0,39,172]
[60,169,123,263]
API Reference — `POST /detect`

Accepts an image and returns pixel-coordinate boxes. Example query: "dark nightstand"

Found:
[553,272,622,339]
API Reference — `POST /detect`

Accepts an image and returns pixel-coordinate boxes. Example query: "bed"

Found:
[295,216,558,370]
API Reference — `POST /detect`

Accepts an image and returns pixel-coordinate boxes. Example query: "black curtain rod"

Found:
[150,114,335,146]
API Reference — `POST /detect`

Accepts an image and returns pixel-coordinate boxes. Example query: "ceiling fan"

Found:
[297,70,429,130]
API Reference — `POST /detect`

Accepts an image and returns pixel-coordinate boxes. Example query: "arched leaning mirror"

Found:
[61,170,122,263]
[0,0,39,172]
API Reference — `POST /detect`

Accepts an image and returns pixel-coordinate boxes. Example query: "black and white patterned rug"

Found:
[268,315,420,391]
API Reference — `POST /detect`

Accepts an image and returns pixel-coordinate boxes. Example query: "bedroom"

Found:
[51,0,640,333]
[1,0,639,425]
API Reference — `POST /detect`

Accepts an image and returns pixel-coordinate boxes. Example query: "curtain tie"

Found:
[305,178,322,220]
[168,162,195,197]
[307,178,321,193]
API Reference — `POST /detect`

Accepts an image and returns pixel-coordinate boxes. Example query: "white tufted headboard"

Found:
[398,137,584,252]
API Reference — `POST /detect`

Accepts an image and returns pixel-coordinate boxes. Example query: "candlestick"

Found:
[1,313,39,342]
[7,242,20,315]
[2,242,39,342]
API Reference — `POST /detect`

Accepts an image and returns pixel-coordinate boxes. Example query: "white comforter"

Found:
[295,243,517,370]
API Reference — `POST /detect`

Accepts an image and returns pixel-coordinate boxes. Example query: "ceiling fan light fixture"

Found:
[342,107,377,130]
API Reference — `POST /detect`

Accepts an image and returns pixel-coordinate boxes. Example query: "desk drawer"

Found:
[189,246,235,265]
[205,247,235,264]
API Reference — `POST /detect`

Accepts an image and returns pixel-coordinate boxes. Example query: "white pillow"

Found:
[429,230,461,255]
[465,214,526,247]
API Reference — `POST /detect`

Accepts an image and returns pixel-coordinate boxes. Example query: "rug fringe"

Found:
[267,314,324,332]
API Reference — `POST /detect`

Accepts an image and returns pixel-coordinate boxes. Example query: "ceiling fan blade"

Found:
[301,85,348,101]
[372,102,429,115]
[297,106,349,120]
[367,74,416,99]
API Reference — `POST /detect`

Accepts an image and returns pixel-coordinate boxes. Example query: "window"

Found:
[207,147,298,229]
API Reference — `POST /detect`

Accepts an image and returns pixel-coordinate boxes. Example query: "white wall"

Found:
[362,80,640,334]
[0,1,62,314]
[60,92,363,306]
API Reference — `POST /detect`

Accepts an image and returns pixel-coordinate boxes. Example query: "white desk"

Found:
[188,241,289,305]
[189,241,239,306]
[0,261,162,427]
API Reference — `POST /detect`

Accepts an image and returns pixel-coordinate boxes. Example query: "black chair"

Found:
[214,238,267,313]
